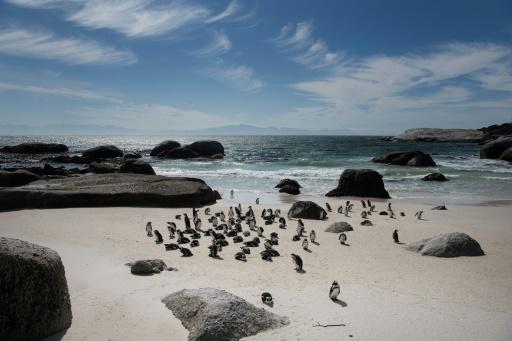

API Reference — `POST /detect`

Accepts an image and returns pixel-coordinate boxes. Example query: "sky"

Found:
[0,0,511,135]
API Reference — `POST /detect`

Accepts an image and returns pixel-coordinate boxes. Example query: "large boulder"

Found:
[500,147,512,162]
[0,170,41,187]
[0,237,72,340]
[404,232,484,257]
[187,140,224,157]
[279,185,300,195]
[128,259,168,275]
[372,151,436,167]
[0,173,218,210]
[393,128,485,143]
[158,147,200,159]
[422,172,448,181]
[82,145,123,160]
[325,222,353,233]
[326,169,390,199]
[0,143,68,154]
[120,159,156,175]
[480,135,512,159]
[288,201,327,220]
[162,288,288,341]
[275,179,302,188]
[88,162,117,174]
[150,140,181,156]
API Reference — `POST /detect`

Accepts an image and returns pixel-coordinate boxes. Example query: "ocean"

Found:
[1,135,512,204]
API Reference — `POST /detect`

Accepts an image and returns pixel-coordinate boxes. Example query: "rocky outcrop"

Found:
[275,179,302,189]
[128,259,169,275]
[88,162,117,174]
[326,169,390,199]
[0,237,72,340]
[480,136,512,160]
[423,173,448,181]
[404,232,484,257]
[325,222,353,233]
[500,147,512,162]
[120,159,156,175]
[372,151,436,167]
[0,143,68,154]
[0,173,218,210]
[288,201,327,220]
[187,141,224,157]
[82,145,123,160]
[123,152,142,160]
[393,128,485,143]
[150,140,181,156]
[158,147,199,159]
[279,185,300,195]
[162,288,288,341]
[0,170,41,187]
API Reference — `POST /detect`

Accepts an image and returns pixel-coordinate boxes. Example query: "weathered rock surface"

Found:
[480,135,512,159]
[0,143,69,154]
[158,147,199,159]
[150,140,181,156]
[82,145,123,160]
[325,222,353,233]
[0,170,41,187]
[275,179,302,188]
[423,173,448,181]
[288,201,327,220]
[0,173,218,210]
[162,288,288,341]
[500,147,512,162]
[0,237,72,340]
[128,259,168,275]
[88,162,117,174]
[120,159,156,175]
[372,151,436,167]
[404,232,484,257]
[279,185,300,195]
[393,128,485,143]
[187,140,224,157]
[326,169,390,199]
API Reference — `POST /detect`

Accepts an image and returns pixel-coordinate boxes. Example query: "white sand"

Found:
[1,198,512,341]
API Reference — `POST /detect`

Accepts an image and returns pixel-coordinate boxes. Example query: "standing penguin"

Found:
[329,281,340,301]
[184,214,191,229]
[145,222,153,237]
[325,202,332,212]
[310,230,316,243]
[393,229,399,243]
[297,219,305,236]
[291,254,303,272]
[302,238,309,250]
[154,230,163,244]
[256,198,260,205]
[361,200,367,208]
[339,233,347,245]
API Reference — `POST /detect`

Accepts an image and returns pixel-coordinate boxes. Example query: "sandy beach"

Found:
[1,197,511,341]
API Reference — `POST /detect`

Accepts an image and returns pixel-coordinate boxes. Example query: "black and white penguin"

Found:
[393,229,399,243]
[291,254,303,272]
[179,247,193,257]
[190,240,200,247]
[337,205,343,214]
[184,214,191,229]
[154,230,163,244]
[310,230,316,243]
[145,222,153,237]
[175,215,181,220]
[329,281,340,301]
[256,226,264,237]
[302,238,309,250]
[326,202,332,212]
[264,239,273,250]
[387,203,392,212]
[361,200,367,208]
[361,211,367,219]
[235,251,246,261]
[256,198,260,205]
[261,292,273,305]
[367,200,372,207]
[297,219,305,236]
[164,243,179,251]
[339,233,347,245]
[278,217,286,229]
[204,207,211,215]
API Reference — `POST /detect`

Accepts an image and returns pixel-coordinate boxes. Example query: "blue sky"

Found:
[0,0,511,134]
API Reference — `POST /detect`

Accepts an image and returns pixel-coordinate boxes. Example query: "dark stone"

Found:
[0,237,72,340]
[0,173,218,210]
[372,151,436,167]
[128,259,168,275]
[88,162,117,174]
[480,135,512,159]
[120,159,156,175]
[423,173,448,181]
[150,140,181,156]
[123,152,142,160]
[0,170,41,187]
[187,140,225,157]
[404,232,484,257]
[82,145,123,160]
[288,201,327,220]
[361,220,373,226]
[275,179,302,188]
[158,147,199,159]
[45,155,89,164]
[325,222,353,233]
[279,184,300,195]
[499,147,512,162]
[325,169,390,199]
[0,143,68,154]
[161,288,288,341]
[432,205,447,210]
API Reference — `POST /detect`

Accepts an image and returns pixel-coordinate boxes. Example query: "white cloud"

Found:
[272,21,342,69]
[205,64,263,92]
[0,28,136,65]
[193,31,232,57]
[205,0,240,23]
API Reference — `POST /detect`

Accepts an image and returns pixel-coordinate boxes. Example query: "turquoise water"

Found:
[1,135,511,203]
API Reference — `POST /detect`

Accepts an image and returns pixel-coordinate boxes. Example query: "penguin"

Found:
[167,222,177,237]
[241,246,251,254]
[235,251,246,261]
[310,230,316,243]
[212,216,218,227]
[228,207,234,219]
[388,203,392,212]
[337,205,343,214]
[361,211,367,219]
[275,209,281,217]
[361,200,367,208]
[393,229,399,243]
[164,243,179,251]
[179,247,193,257]
[184,214,191,229]
[329,281,340,301]
[291,254,303,272]
[230,189,234,198]
[154,230,163,244]
[192,208,198,220]
[261,292,273,305]
[278,217,286,227]
[175,215,181,220]
[243,230,251,237]
[256,226,264,237]
[256,198,260,205]
[339,233,347,245]
[194,218,202,231]
[270,232,279,245]
[261,252,273,262]
[190,240,200,247]
[208,243,218,258]
[204,207,211,215]
[302,238,309,250]
[264,239,273,250]
[219,211,226,222]
[145,222,153,237]
[400,212,405,217]
[326,202,332,212]
[415,211,424,220]
[233,236,243,243]
[297,219,305,236]
[367,200,372,207]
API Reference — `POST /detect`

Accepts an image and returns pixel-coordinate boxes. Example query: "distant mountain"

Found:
[0,124,138,135]
[184,124,355,135]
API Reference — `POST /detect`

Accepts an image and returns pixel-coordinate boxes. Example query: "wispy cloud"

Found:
[0,28,136,65]
[204,64,263,92]
[205,0,240,23]
[193,30,232,57]
[272,20,342,69]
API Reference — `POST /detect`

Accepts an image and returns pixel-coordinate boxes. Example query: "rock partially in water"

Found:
[393,128,485,143]
[275,179,302,188]
[0,143,69,154]
[150,140,181,156]
[372,151,436,167]
[404,232,484,257]
[423,173,448,181]
[162,288,288,341]
[480,135,512,159]
[82,145,123,160]
[326,169,390,199]
[187,140,225,157]
[158,147,199,159]
[279,184,300,195]
[499,147,512,162]
[120,159,156,175]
